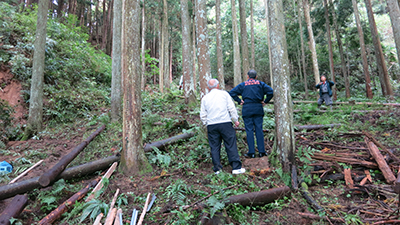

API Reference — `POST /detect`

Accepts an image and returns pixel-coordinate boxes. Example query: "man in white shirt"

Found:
[200,79,245,175]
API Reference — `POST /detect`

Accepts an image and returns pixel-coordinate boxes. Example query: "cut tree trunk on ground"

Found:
[365,137,396,184]
[38,125,106,187]
[144,132,194,152]
[300,182,323,211]
[311,152,378,168]
[38,178,100,225]
[291,100,400,106]
[363,131,400,163]
[192,186,291,210]
[0,155,120,200]
[295,124,341,131]
[0,194,28,225]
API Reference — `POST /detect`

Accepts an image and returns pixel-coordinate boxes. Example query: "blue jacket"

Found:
[229,79,273,118]
[315,81,335,97]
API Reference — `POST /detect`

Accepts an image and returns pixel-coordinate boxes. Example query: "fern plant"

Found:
[164,179,193,206]
[37,179,68,212]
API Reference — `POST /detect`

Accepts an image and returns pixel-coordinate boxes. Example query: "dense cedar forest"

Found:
[1,0,400,224]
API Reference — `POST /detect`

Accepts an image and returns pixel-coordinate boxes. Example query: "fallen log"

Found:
[86,162,118,202]
[226,186,290,207]
[363,131,400,163]
[297,212,345,223]
[300,182,323,211]
[365,137,396,184]
[39,125,106,187]
[311,153,378,168]
[190,186,291,211]
[0,194,28,225]
[295,124,341,131]
[0,155,120,200]
[143,132,195,152]
[38,178,100,225]
[292,100,400,107]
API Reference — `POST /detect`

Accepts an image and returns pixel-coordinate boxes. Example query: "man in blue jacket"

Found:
[229,70,273,158]
[315,75,335,110]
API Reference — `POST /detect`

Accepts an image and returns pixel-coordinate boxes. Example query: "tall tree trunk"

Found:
[216,0,225,89]
[329,0,349,98]
[387,0,400,64]
[106,0,113,55]
[169,39,172,83]
[192,15,197,92]
[159,16,164,93]
[303,0,320,85]
[26,0,48,138]
[364,0,393,96]
[181,0,196,103]
[95,0,99,45]
[264,0,273,86]
[231,0,242,86]
[57,0,64,18]
[239,0,250,81]
[141,2,146,90]
[195,0,211,97]
[110,0,122,122]
[121,0,151,175]
[269,0,295,173]
[250,0,255,69]
[352,0,373,98]
[323,0,337,100]
[297,0,308,98]
[87,0,92,36]
[162,0,170,90]
[102,0,111,51]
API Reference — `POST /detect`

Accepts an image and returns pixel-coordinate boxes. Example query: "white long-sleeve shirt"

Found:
[200,89,239,126]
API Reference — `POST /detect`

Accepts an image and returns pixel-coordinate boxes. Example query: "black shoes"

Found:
[244,153,255,158]
[259,152,267,158]
[244,153,268,158]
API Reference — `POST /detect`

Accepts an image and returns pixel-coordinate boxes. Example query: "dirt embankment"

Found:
[0,69,27,124]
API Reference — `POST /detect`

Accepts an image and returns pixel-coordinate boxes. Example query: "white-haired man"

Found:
[200,79,245,175]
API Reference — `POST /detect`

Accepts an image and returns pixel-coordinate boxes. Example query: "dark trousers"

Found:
[243,116,265,154]
[207,122,242,172]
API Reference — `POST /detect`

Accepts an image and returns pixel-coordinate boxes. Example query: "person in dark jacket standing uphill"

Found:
[229,70,274,158]
[315,75,335,110]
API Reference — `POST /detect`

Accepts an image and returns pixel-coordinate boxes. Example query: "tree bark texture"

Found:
[216,0,225,89]
[329,0,349,98]
[111,0,122,122]
[159,16,164,93]
[297,0,308,98]
[57,0,64,18]
[364,0,393,96]
[387,0,400,67]
[28,0,48,134]
[38,125,105,187]
[181,0,196,103]
[195,0,211,97]
[323,0,337,100]
[143,132,195,152]
[250,0,255,69]
[269,0,295,172]
[231,0,242,86]
[192,15,197,92]
[239,0,250,81]
[226,186,291,207]
[0,155,120,200]
[303,0,320,85]
[352,0,373,99]
[141,3,146,90]
[121,0,151,175]
[38,178,100,225]
[0,195,28,225]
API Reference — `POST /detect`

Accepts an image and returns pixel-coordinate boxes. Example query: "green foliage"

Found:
[149,147,172,169]
[206,195,226,218]
[37,179,68,212]
[164,179,193,206]
[79,199,109,223]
